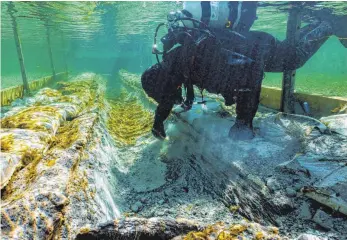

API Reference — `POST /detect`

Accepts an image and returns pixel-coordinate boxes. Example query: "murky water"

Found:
[1,2,347,239]
[1,1,346,96]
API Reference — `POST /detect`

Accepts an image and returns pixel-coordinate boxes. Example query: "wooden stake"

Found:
[46,23,56,79]
[60,32,68,73]
[281,6,301,113]
[7,2,30,95]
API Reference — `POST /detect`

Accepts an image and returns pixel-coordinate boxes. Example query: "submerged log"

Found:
[75,217,202,240]
[303,187,347,216]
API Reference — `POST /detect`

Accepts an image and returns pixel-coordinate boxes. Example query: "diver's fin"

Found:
[220,48,254,65]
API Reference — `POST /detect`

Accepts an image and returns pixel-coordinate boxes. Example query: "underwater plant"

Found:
[183,222,280,240]
[1,106,63,134]
[1,134,14,151]
[106,90,153,146]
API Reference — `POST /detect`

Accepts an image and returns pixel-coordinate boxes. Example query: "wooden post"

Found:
[280,6,301,113]
[7,2,30,95]
[60,32,68,73]
[46,23,56,79]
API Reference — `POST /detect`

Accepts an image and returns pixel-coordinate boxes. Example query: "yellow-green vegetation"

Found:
[2,148,42,201]
[22,149,43,183]
[1,106,62,132]
[183,222,279,240]
[229,205,240,213]
[67,168,89,201]
[57,80,96,99]
[106,91,153,146]
[40,88,62,97]
[1,134,14,151]
[56,80,99,111]
[45,159,56,167]
[331,104,347,113]
[1,85,24,106]
[79,226,91,234]
[50,120,81,149]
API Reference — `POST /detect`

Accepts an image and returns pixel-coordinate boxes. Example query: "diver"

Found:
[141,1,346,140]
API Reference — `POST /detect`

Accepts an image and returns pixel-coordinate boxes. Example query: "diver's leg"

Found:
[294,21,333,68]
[268,21,334,72]
[229,87,261,140]
[152,102,174,139]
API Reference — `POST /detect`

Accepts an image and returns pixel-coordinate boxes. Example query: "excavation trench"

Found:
[1,72,346,240]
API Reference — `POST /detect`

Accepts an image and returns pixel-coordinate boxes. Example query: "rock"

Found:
[299,202,312,220]
[130,201,143,213]
[296,233,324,240]
[294,183,303,191]
[286,187,297,197]
[140,197,147,204]
[50,192,70,207]
[164,188,173,197]
[270,193,294,214]
[312,209,333,230]
[167,208,174,215]
[157,211,165,216]
[275,217,283,227]
[158,199,165,205]
[266,177,281,192]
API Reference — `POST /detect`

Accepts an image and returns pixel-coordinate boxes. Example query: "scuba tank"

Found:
[182,2,230,29]
[181,1,254,31]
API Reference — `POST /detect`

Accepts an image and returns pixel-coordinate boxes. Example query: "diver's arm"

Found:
[161,28,200,52]
[264,22,333,72]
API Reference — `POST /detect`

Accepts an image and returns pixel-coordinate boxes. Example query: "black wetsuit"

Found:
[141,21,333,139]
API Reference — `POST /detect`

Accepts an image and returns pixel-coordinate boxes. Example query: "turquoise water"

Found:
[1,1,346,97]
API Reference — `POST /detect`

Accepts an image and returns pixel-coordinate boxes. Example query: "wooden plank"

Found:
[1,72,68,106]
[281,6,301,113]
[261,86,347,117]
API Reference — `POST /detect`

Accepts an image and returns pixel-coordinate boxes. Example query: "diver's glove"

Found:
[181,99,193,112]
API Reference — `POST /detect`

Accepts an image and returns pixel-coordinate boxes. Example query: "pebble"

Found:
[294,183,303,191]
[296,233,323,240]
[286,187,297,197]
[157,211,165,216]
[275,217,284,227]
[312,209,333,230]
[164,189,173,197]
[266,177,281,192]
[130,201,143,213]
[270,193,294,213]
[298,202,312,220]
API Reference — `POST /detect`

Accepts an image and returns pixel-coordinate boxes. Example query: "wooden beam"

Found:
[281,6,301,113]
[7,2,30,95]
